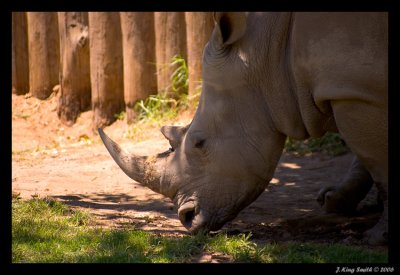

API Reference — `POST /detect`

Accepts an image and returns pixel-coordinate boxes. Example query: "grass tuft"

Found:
[170,55,189,95]
[134,93,181,124]
[127,55,197,131]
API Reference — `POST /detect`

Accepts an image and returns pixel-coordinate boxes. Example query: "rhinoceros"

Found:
[99,12,388,245]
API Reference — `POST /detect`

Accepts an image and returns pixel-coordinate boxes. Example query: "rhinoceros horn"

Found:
[98,128,170,197]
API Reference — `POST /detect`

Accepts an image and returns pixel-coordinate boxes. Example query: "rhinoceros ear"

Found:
[161,125,189,150]
[214,12,247,46]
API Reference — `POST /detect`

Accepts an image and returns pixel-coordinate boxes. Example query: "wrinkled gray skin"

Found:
[99,12,388,245]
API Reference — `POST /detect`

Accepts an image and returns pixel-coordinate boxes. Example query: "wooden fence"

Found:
[12,12,214,128]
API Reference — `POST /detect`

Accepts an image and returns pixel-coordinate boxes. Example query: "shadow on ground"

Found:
[221,152,383,245]
[51,193,188,235]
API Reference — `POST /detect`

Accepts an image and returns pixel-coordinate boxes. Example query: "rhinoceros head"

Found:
[99,12,287,233]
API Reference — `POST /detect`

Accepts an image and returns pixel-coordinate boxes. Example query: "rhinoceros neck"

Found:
[249,12,310,140]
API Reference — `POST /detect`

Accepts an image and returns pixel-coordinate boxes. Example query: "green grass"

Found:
[134,55,190,123]
[284,132,348,156]
[205,234,387,263]
[127,55,198,129]
[134,93,183,124]
[114,111,126,121]
[121,56,195,140]
[170,55,189,95]
[13,198,387,263]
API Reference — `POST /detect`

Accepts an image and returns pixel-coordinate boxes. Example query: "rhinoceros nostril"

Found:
[178,202,196,229]
[183,210,195,226]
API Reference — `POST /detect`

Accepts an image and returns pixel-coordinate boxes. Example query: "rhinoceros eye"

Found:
[194,139,206,149]
[188,131,207,151]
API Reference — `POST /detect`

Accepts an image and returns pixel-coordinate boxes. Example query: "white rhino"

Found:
[99,12,388,245]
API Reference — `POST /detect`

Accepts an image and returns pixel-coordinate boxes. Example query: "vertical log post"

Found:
[57,12,91,126]
[185,12,214,96]
[26,12,60,99]
[120,12,157,124]
[154,12,187,96]
[89,12,124,129]
[12,12,29,95]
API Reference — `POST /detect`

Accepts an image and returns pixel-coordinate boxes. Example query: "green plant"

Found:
[130,55,198,126]
[114,111,125,121]
[170,55,189,95]
[285,132,348,156]
[134,93,179,124]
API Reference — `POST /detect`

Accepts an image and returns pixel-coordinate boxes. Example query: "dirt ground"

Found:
[12,92,387,261]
